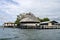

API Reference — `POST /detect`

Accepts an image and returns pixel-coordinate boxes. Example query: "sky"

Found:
[0,0,60,25]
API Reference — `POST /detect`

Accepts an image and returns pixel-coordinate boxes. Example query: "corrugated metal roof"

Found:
[40,20,58,24]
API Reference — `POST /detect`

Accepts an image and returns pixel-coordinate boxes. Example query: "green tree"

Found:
[15,15,21,26]
[37,17,50,22]
[43,18,50,21]
[40,19,44,22]
[15,18,20,26]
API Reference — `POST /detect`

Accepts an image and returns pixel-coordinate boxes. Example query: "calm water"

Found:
[0,28,60,40]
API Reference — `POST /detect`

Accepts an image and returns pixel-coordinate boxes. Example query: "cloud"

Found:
[0,0,60,25]
[0,0,19,5]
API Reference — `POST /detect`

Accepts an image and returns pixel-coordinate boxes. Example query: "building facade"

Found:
[4,22,17,28]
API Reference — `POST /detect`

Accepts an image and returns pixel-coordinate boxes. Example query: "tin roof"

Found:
[40,20,58,24]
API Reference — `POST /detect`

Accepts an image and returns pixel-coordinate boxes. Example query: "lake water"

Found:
[0,28,60,40]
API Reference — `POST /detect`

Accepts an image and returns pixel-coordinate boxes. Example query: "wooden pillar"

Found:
[3,24,4,30]
[13,24,15,28]
[40,25,42,29]
[57,24,58,28]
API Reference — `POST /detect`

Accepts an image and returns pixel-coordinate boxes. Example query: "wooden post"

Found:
[44,25,45,29]
[13,24,15,28]
[57,25,58,29]
[3,24,4,30]
[40,25,42,29]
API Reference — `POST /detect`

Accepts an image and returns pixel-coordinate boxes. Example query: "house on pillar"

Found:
[18,13,40,28]
[4,22,17,28]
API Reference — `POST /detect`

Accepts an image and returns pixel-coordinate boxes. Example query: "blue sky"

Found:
[0,0,60,25]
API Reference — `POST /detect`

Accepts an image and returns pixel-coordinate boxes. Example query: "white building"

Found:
[4,22,17,28]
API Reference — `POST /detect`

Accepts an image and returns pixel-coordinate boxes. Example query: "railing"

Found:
[39,25,60,29]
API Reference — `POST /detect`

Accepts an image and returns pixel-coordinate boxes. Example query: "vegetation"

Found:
[43,18,50,21]
[15,15,21,26]
[37,17,50,22]
[15,18,20,26]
